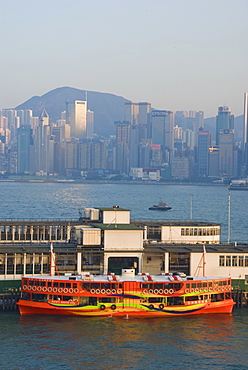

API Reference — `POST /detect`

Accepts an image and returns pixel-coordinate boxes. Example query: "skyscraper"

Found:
[151,110,174,164]
[114,121,130,174]
[216,106,234,145]
[66,100,87,139]
[244,93,248,175]
[219,129,234,177]
[198,130,211,177]
[17,125,34,173]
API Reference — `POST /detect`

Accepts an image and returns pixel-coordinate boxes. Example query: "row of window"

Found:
[219,255,248,267]
[181,228,220,236]
[23,280,78,289]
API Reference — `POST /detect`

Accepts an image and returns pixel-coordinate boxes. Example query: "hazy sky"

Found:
[1,0,248,117]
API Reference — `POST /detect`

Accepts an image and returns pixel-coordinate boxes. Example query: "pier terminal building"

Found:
[0,206,247,293]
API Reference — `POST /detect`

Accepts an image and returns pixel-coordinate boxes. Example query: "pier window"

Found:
[181,228,185,236]
[232,256,237,267]
[226,256,231,267]
[245,257,248,267]
[194,228,197,236]
[219,256,225,267]
[0,254,5,275]
[239,256,244,267]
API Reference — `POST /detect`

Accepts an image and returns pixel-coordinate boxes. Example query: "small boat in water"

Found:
[149,200,171,211]
[229,179,248,191]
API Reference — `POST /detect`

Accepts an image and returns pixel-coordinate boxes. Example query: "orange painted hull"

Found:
[17,299,235,317]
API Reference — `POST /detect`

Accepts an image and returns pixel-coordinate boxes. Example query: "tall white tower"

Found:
[66,100,87,139]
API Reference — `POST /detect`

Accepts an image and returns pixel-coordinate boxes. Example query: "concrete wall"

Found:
[104,230,143,250]
[161,226,220,244]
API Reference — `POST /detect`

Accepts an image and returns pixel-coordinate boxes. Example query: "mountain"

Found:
[15,86,129,136]
[15,86,244,140]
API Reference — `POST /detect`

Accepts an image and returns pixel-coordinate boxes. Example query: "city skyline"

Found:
[1,1,248,117]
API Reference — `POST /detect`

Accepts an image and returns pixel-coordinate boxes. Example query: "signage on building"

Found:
[198,131,209,136]
[151,144,161,150]
[152,111,166,117]
[218,106,231,112]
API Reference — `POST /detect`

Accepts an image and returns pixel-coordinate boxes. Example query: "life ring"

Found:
[209,287,213,291]
[222,286,225,291]
[195,288,199,293]
[90,289,95,294]
[101,289,105,294]
[164,289,169,294]
[53,287,57,293]
[218,287,222,292]
[117,289,122,294]
[190,288,194,293]
[185,288,189,294]
[58,288,63,293]
[143,289,148,294]
[69,288,74,294]
[148,289,153,294]
[111,304,116,310]
[32,286,37,291]
[112,289,116,294]
[159,304,164,309]
[100,305,105,310]
[169,289,174,294]
[37,286,42,292]
[64,288,68,293]
[28,286,32,291]
[74,288,79,294]
[154,289,159,294]
[106,289,111,295]
[149,304,154,309]
[159,289,164,294]
[42,287,47,292]
[47,287,53,293]
[23,285,27,290]
[96,289,101,294]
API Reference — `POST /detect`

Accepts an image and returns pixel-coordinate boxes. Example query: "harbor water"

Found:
[1,310,248,369]
[0,181,247,243]
[0,181,247,369]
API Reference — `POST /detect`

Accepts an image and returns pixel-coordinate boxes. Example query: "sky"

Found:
[0,0,248,118]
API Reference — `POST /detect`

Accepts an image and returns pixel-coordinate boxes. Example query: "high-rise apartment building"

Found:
[114,121,130,174]
[219,129,234,177]
[198,130,211,177]
[66,100,87,139]
[17,125,34,173]
[216,106,234,145]
[151,110,174,164]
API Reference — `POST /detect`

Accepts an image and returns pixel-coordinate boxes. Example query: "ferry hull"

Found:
[17,299,234,317]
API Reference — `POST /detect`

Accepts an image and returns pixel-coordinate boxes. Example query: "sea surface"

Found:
[0,310,248,370]
[0,182,248,369]
[0,181,247,243]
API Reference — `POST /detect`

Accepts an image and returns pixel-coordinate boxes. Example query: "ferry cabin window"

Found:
[232,256,237,267]
[219,256,225,266]
[167,297,184,306]
[101,297,116,304]
[59,283,65,288]
[22,292,30,300]
[181,229,185,236]
[203,282,207,288]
